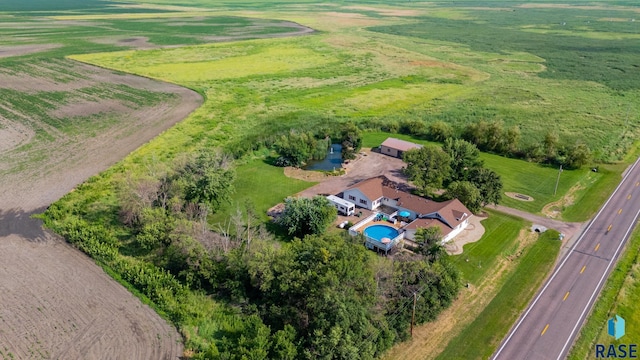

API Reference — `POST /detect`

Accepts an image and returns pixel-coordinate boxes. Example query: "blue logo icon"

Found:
[608,315,626,340]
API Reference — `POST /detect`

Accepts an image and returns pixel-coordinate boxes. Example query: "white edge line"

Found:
[556,207,640,360]
[493,156,640,359]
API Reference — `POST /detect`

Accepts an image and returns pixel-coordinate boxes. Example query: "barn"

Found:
[380,137,423,159]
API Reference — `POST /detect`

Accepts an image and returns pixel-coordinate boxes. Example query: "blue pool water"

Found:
[364,225,399,241]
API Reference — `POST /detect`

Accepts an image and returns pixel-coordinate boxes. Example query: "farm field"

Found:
[0,1,315,359]
[2,0,640,359]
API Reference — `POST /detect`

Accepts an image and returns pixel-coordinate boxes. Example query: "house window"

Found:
[360,199,367,205]
[387,148,390,152]
[348,195,356,201]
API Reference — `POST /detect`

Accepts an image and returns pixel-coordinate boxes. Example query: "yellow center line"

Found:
[595,243,600,252]
[581,265,586,274]
[608,224,613,232]
[541,324,550,336]
[619,208,623,215]
[628,194,632,200]
[563,292,570,301]
[636,182,639,187]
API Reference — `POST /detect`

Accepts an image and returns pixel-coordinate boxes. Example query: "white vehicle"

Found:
[326,195,355,216]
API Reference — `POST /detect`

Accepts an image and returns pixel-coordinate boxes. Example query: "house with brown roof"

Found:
[380,137,423,159]
[343,176,471,243]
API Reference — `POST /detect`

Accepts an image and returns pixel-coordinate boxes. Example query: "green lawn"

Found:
[209,158,315,225]
[362,132,604,218]
[451,210,525,286]
[438,228,561,360]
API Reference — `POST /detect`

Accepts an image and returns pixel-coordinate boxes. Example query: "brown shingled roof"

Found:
[346,176,472,231]
[404,218,453,236]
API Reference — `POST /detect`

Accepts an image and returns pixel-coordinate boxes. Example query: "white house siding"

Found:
[343,188,379,211]
[442,218,469,243]
[380,145,400,158]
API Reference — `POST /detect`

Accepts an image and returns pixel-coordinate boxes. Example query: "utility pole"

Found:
[554,164,563,196]
[411,292,417,337]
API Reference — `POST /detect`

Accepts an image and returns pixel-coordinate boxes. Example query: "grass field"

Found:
[4,0,640,358]
[209,158,316,225]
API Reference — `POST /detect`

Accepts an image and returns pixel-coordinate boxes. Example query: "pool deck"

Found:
[360,220,402,232]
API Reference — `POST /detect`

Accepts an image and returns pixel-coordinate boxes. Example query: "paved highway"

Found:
[493,157,640,360]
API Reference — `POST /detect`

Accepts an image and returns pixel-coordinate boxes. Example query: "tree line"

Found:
[359,118,591,169]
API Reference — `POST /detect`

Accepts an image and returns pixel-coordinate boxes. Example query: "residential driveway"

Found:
[491,204,586,258]
[296,149,408,197]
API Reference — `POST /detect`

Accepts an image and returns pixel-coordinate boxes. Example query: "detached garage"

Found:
[380,137,423,159]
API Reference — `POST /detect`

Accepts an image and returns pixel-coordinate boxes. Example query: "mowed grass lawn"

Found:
[209,158,315,225]
[363,132,608,219]
[451,211,524,286]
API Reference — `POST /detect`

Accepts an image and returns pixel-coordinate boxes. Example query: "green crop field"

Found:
[3,0,639,358]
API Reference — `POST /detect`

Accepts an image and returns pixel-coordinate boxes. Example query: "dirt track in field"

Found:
[0,60,203,359]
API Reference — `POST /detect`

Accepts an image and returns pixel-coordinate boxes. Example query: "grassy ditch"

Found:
[436,228,561,360]
[382,210,561,359]
[568,226,640,359]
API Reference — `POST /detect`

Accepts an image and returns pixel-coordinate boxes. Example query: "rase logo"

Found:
[596,315,637,359]
[609,315,626,340]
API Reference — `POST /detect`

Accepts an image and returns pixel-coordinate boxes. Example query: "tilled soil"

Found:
[0,60,203,359]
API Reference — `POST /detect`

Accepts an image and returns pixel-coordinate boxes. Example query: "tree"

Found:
[340,122,362,160]
[564,142,591,169]
[246,234,385,359]
[388,254,461,339]
[277,196,337,238]
[398,119,426,136]
[444,181,482,213]
[428,121,454,142]
[469,167,503,206]
[414,227,445,260]
[180,151,235,211]
[462,120,490,150]
[500,125,521,155]
[414,226,442,248]
[485,121,504,152]
[442,138,482,183]
[274,131,329,167]
[543,131,560,162]
[270,325,298,360]
[403,146,451,195]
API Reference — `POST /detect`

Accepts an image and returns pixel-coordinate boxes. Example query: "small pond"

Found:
[303,144,343,171]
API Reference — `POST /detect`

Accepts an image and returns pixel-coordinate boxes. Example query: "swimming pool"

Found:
[364,224,399,241]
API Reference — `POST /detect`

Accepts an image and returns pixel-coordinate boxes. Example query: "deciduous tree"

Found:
[442,138,482,183]
[469,167,503,206]
[403,146,451,195]
[277,196,337,238]
[444,181,482,213]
